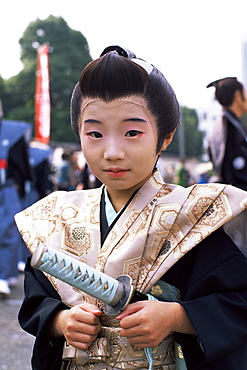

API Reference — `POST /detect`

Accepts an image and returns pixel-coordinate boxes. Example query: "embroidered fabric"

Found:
[61,281,188,370]
[62,326,176,369]
[15,170,247,370]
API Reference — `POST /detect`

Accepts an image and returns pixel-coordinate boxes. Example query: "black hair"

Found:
[215,79,244,106]
[70,46,180,153]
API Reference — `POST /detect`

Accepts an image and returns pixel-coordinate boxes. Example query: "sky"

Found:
[1,0,247,111]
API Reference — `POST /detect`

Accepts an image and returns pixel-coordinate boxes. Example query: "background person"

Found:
[56,150,80,191]
[18,143,54,272]
[0,102,33,296]
[207,77,247,255]
[174,160,191,187]
[76,162,102,190]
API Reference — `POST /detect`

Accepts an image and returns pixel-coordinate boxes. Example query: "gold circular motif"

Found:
[71,226,85,240]
[151,285,163,296]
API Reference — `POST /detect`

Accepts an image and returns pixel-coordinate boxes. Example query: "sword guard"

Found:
[104,274,134,316]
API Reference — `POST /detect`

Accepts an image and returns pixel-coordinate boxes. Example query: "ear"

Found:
[160,129,176,152]
[234,90,242,103]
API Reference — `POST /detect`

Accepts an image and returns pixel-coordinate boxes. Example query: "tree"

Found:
[0,75,6,113]
[165,106,203,158]
[3,15,92,143]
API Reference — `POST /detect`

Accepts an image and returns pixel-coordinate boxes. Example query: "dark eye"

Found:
[125,130,142,137]
[87,131,103,138]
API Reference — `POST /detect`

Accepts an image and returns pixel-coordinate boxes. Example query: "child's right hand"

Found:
[53,303,102,349]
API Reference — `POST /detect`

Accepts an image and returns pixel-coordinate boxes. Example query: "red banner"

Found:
[35,43,50,144]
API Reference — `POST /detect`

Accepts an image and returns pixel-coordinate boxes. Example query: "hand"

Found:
[76,182,84,190]
[116,300,196,348]
[53,303,102,350]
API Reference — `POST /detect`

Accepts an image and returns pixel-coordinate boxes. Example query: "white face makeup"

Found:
[79,96,160,201]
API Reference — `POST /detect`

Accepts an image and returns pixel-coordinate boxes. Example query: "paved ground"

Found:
[0,273,35,370]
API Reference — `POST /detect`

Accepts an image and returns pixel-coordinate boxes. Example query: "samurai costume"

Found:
[15,170,247,370]
[0,119,32,283]
[207,109,247,189]
[208,110,247,255]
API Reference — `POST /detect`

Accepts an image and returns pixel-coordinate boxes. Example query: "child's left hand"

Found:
[116,300,196,348]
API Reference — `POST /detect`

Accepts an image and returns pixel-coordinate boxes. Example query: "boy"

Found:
[15,46,247,370]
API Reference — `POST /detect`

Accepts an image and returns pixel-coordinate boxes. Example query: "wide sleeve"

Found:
[163,227,247,369]
[18,257,68,370]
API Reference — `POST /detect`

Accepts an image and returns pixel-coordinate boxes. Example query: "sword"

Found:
[31,244,147,316]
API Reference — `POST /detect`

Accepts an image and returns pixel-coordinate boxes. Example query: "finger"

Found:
[70,305,101,325]
[65,319,101,349]
[121,325,142,338]
[118,305,150,330]
[73,320,102,335]
[79,303,102,316]
[67,332,99,350]
[121,331,162,348]
[116,301,144,320]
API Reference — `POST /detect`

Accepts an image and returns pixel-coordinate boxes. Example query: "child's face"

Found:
[79,96,166,196]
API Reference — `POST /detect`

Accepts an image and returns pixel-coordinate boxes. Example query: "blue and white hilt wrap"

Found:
[31,244,134,316]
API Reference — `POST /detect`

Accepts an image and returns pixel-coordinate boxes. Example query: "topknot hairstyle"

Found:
[207,77,244,107]
[70,46,180,153]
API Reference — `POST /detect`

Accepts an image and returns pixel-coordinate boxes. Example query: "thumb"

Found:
[79,303,102,316]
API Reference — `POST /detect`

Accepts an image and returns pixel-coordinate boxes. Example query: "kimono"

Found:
[208,109,247,255]
[208,109,247,190]
[15,170,247,370]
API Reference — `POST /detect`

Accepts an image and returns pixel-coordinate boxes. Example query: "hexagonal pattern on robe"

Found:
[151,203,181,233]
[64,222,94,256]
[185,193,229,230]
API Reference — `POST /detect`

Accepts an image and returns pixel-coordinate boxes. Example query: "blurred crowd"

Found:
[52,147,102,191]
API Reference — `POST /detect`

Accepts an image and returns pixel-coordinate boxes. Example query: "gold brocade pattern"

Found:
[62,326,176,369]
[31,196,57,220]
[15,170,247,369]
[15,175,247,294]
[151,285,163,297]
[62,361,176,370]
[61,206,79,221]
[64,223,92,256]
[175,345,184,359]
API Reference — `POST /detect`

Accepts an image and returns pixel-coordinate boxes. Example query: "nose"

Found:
[103,138,125,161]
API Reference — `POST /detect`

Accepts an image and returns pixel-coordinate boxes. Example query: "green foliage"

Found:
[0,76,5,96]
[1,16,204,151]
[2,15,92,143]
[166,106,203,158]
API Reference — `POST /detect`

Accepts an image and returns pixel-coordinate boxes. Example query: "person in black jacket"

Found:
[207,77,247,256]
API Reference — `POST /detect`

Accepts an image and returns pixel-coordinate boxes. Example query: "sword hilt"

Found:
[31,244,135,315]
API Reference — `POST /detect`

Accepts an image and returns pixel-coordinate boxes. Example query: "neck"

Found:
[106,188,137,212]
[227,101,245,119]
[106,171,157,212]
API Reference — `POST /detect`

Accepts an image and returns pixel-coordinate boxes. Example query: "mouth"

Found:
[104,168,129,178]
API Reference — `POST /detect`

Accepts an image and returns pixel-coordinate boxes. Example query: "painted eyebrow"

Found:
[123,118,147,123]
[83,118,147,124]
[83,119,102,124]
